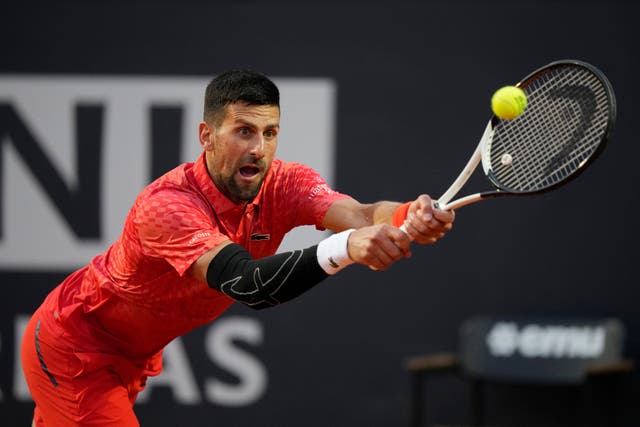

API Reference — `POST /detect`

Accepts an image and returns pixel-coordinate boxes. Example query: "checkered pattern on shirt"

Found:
[72,152,350,357]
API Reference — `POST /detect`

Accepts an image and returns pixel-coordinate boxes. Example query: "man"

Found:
[21,70,455,426]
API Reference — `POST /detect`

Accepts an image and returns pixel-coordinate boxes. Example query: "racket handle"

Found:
[399,223,414,241]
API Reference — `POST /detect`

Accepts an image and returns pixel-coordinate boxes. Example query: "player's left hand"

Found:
[402,194,455,244]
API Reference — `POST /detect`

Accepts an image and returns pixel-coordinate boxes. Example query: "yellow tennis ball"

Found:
[491,85,527,120]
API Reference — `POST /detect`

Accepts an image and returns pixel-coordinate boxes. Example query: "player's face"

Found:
[200,102,280,204]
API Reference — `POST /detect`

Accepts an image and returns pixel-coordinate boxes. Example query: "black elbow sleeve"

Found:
[206,243,329,309]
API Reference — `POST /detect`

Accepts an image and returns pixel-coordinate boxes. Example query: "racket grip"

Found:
[399,223,415,241]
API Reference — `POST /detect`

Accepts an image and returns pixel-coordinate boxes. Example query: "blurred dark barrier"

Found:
[2,1,639,426]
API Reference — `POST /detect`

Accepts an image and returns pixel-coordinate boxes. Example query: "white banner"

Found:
[0,76,337,269]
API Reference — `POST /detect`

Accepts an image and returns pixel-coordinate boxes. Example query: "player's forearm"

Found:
[324,199,403,231]
[369,201,404,225]
[206,231,354,309]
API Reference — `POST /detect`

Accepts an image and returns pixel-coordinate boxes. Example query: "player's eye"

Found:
[264,129,277,139]
[238,127,251,136]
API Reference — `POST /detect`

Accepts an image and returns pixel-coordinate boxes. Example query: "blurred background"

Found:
[1,0,638,426]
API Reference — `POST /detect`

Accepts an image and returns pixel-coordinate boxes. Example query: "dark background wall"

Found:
[2,1,639,426]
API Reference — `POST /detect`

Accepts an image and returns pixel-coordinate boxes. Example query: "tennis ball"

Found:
[491,85,527,120]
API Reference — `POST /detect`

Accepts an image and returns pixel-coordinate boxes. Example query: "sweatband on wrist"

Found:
[316,229,355,275]
[392,202,412,227]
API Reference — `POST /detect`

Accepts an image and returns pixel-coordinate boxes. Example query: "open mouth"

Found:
[239,165,260,178]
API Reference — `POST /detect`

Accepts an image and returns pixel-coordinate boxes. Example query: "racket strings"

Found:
[488,65,611,192]
[502,72,602,188]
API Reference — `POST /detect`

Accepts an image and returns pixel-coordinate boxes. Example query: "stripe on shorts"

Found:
[35,319,59,387]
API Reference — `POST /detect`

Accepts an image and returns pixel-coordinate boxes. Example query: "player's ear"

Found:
[199,121,214,150]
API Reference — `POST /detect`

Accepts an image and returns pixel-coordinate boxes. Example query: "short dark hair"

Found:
[204,70,280,125]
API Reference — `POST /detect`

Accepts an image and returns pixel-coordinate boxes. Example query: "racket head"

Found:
[481,60,616,195]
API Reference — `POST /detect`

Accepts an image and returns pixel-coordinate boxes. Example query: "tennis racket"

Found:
[427,59,616,212]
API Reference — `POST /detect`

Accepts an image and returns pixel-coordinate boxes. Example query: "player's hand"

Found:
[403,194,455,244]
[347,224,412,271]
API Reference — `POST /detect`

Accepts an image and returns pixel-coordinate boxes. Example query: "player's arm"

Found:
[322,196,455,244]
[189,239,330,309]
[188,224,411,309]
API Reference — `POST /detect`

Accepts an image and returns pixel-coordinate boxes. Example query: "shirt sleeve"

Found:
[133,188,229,276]
[283,162,352,230]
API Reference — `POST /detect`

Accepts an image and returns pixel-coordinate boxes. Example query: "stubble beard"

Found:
[212,168,266,205]
[226,176,263,204]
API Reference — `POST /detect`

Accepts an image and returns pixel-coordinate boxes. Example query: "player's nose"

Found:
[248,135,265,157]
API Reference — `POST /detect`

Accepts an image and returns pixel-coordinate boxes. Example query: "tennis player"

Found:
[21,70,455,426]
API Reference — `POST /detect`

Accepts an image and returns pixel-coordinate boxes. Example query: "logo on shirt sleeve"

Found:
[188,231,211,245]
[307,184,333,200]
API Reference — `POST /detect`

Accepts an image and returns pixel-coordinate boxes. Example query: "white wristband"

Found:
[316,229,355,275]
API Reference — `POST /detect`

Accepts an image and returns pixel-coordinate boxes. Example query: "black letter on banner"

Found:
[150,106,183,181]
[0,103,103,239]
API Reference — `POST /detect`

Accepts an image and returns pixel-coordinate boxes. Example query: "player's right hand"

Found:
[403,195,455,244]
